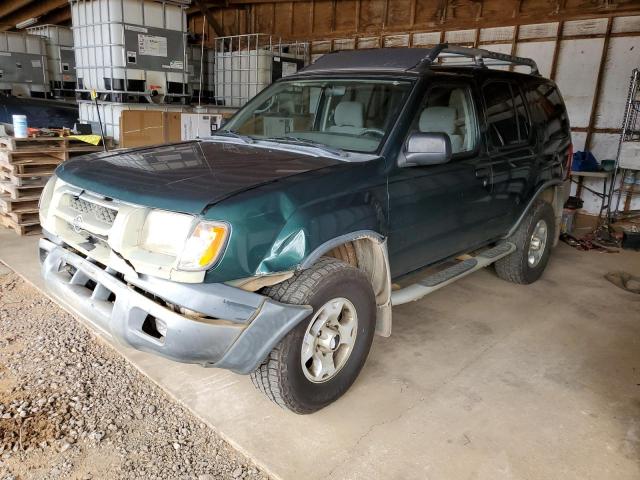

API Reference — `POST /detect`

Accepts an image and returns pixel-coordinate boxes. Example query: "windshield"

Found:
[221,78,414,154]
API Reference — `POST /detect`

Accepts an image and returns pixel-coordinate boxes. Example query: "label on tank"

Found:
[138,34,167,57]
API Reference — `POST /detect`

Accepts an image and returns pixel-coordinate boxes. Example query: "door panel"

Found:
[386,81,504,279]
[482,81,537,232]
[387,156,499,278]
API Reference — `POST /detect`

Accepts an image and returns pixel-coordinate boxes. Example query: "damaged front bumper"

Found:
[39,238,311,374]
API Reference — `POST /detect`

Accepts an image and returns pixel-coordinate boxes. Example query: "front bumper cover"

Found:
[39,238,311,374]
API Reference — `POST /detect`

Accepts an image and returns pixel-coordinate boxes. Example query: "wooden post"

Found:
[549,21,564,81]
[193,0,224,37]
[584,17,613,152]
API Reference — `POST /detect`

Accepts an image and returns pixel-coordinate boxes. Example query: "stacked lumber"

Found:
[0,136,109,236]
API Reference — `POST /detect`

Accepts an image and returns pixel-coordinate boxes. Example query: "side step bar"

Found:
[391,242,516,306]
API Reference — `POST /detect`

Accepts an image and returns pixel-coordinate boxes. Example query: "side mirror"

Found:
[398,132,452,168]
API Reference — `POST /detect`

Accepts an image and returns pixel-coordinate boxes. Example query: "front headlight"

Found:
[139,211,229,272]
[140,210,193,256]
[177,221,229,271]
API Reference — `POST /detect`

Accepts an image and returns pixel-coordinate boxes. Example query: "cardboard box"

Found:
[120,111,183,148]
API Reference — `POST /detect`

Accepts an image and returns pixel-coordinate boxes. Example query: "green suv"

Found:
[39,45,572,413]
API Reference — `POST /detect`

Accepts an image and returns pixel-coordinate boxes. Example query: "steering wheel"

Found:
[362,128,385,138]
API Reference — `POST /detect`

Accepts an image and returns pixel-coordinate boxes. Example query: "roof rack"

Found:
[414,43,540,76]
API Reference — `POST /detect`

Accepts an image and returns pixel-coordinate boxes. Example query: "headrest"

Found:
[448,89,466,116]
[419,106,456,135]
[334,101,364,128]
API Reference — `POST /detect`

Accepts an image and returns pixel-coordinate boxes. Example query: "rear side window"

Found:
[483,81,530,148]
[526,83,569,131]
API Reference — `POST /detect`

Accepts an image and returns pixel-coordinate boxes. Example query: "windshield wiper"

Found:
[263,136,346,157]
[212,130,255,144]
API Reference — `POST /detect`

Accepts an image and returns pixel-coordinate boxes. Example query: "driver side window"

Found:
[409,85,477,155]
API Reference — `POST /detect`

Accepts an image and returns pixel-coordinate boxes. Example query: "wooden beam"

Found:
[549,21,563,81]
[0,0,32,20]
[288,1,294,36]
[509,24,520,71]
[37,7,71,26]
[409,0,417,27]
[0,0,67,31]
[193,0,225,37]
[584,16,613,151]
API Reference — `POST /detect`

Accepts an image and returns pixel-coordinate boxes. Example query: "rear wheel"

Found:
[495,201,555,284]
[250,257,376,414]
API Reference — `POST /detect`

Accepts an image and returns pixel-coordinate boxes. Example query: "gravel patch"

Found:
[0,269,269,480]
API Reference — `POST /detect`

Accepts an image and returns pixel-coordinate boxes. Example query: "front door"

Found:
[387,81,503,279]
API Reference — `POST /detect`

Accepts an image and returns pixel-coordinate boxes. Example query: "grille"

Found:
[68,196,117,225]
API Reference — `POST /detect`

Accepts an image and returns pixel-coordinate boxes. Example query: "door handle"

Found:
[475,167,491,179]
[475,167,491,188]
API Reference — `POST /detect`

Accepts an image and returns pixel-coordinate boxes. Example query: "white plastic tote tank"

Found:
[187,44,215,103]
[70,0,189,104]
[0,32,50,98]
[26,25,76,98]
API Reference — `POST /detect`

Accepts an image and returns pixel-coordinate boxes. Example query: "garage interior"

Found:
[0,0,639,479]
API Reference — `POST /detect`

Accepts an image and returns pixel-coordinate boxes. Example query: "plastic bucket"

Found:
[561,208,577,234]
[12,115,28,138]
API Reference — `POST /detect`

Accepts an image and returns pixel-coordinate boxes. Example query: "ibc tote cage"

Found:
[213,34,309,107]
[70,0,191,104]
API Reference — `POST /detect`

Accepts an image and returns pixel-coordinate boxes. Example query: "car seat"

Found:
[328,101,366,135]
[419,106,464,153]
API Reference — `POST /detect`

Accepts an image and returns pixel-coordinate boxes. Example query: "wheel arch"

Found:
[300,230,393,337]
[505,180,565,247]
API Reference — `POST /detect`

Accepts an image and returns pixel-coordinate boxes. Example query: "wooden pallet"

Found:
[0,147,99,163]
[0,135,111,152]
[0,135,113,164]
[5,210,39,224]
[0,182,43,201]
[0,194,39,214]
[0,156,60,175]
[0,168,51,187]
[0,213,41,236]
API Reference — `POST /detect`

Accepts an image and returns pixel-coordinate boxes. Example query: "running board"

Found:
[391,242,516,306]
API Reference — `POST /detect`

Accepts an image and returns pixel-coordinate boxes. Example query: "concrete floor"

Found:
[1,228,639,480]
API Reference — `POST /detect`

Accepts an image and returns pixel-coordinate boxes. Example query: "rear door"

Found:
[387,80,504,278]
[481,79,537,232]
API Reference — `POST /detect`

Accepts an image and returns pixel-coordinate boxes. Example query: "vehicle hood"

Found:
[56,141,342,214]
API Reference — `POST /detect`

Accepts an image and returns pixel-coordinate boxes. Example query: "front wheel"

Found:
[495,200,556,284]
[250,257,376,414]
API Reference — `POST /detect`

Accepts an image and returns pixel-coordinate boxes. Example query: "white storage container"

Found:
[27,25,76,98]
[70,0,189,103]
[187,44,215,104]
[213,34,307,107]
[78,100,190,142]
[0,32,49,98]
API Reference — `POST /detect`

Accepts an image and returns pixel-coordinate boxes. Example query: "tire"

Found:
[495,200,556,285]
[250,257,376,414]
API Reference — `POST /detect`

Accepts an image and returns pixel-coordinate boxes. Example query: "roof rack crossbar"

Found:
[414,43,540,76]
